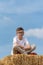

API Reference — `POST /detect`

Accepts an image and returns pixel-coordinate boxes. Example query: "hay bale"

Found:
[0,54,43,65]
[0,60,4,65]
[1,55,13,65]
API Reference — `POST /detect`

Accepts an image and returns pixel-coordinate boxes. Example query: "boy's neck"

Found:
[17,36,23,40]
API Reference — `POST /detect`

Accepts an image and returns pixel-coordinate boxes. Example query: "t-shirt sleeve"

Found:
[11,37,17,55]
[13,37,17,48]
[24,38,30,45]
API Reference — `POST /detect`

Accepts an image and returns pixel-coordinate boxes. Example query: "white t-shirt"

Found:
[11,36,29,55]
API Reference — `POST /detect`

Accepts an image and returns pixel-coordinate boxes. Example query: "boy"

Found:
[11,27,36,55]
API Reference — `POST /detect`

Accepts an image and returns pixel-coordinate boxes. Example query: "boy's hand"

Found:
[15,43,24,49]
[24,45,31,50]
[19,45,24,49]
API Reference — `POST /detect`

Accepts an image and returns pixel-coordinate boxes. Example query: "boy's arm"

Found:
[14,42,24,49]
[13,37,24,47]
[24,39,31,50]
[24,44,31,50]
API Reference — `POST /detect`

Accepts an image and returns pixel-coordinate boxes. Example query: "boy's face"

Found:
[16,30,24,39]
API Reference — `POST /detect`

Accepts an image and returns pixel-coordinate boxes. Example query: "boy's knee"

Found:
[31,44,36,50]
[13,46,21,51]
[13,46,18,50]
[13,46,19,54]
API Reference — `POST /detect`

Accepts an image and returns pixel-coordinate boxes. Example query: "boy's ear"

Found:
[23,31,24,35]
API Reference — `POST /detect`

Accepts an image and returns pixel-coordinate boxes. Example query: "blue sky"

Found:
[0,0,43,58]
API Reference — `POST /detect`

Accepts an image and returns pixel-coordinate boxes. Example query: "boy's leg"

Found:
[13,46,27,54]
[25,44,36,54]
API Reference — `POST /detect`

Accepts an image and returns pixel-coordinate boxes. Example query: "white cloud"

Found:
[0,16,12,26]
[3,16,11,21]
[25,28,43,39]
[0,16,11,22]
